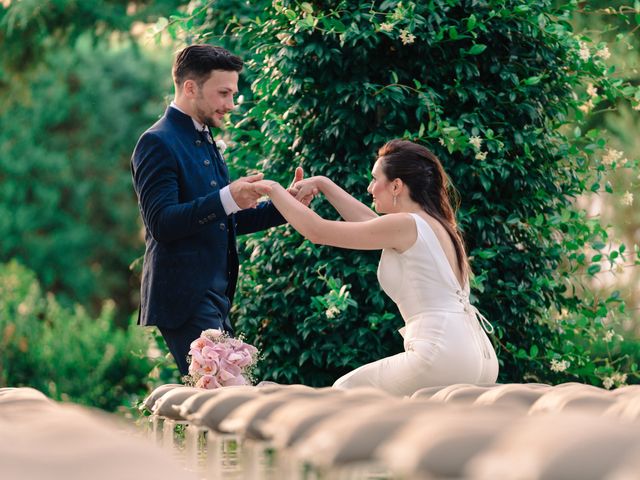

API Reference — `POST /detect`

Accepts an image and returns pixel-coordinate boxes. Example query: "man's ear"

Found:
[183,79,198,98]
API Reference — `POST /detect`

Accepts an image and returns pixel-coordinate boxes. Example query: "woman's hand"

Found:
[290,176,324,203]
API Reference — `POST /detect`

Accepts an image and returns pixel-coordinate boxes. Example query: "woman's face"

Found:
[367,159,394,213]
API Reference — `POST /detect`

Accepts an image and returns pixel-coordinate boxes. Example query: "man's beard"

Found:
[194,94,221,128]
[196,107,218,128]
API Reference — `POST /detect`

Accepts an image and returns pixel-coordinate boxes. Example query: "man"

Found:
[131,44,305,375]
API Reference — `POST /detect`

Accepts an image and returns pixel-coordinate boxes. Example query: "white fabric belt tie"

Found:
[457,289,494,334]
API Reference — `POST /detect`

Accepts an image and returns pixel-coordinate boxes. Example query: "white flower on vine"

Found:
[622,191,634,206]
[380,22,393,32]
[439,138,446,146]
[325,306,340,319]
[603,330,614,343]
[586,83,598,98]
[603,377,614,389]
[469,135,483,149]
[578,41,590,61]
[596,46,611,60]
[602,148,623,166]
[400,29,416,45]
[578,99,594,113]
[475,151,488,161]
[550,359,570,373]
[17,302,30,316]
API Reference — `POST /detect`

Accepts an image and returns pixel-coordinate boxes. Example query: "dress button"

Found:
[204,159,210,166]
[219,223,226,231]
[210,180,217,187]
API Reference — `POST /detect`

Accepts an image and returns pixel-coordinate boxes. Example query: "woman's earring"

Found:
[393,195,397,207]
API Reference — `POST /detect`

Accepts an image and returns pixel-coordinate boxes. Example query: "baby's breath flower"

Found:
[622,191,634,207]
[438,138,446,146]
[399,29,416,45]
[603,377,614,389]
[602,148,623,166]
[578,41,590,61]
[586,83,598,98]
[475,151,487,161]
[615,263,625,274]
[550,359,570,373]
[380,22,393,32]
[469,135,483,149]
[603,329,614,342]
[596,46,611,60]
[612,372,628,385]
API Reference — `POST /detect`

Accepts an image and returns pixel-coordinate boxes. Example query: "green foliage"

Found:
[0,0,183,77]
[0,37,172,318]
[203,0,639,387]
[0,260,160,411]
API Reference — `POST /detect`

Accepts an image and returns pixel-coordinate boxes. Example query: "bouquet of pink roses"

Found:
[186,328,259,389]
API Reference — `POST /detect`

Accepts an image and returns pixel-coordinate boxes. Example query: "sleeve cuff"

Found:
[220,186,241,215]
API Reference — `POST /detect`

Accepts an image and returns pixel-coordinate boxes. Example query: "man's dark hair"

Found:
[172,44,243,89]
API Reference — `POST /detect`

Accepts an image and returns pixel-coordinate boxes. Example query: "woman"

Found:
[258,139,498,396]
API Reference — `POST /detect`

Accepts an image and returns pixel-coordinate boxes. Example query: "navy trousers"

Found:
[158,290,233,376]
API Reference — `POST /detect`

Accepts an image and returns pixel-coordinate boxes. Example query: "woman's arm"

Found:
[293,176,377,222]
[263,182,416,252]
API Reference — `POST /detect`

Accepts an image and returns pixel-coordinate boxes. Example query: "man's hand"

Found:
[229,173,272,209]
[287,167,317,207]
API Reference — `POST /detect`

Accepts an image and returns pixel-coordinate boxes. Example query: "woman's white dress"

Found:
[333,213,499,396]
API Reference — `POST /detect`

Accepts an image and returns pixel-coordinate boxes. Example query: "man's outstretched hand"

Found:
[229,173,272,209]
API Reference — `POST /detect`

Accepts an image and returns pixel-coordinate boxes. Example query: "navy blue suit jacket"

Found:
[131,107,285,329]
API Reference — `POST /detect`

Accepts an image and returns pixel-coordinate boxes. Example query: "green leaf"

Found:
[467,44,487,55]
[467,14,477,30]
[587,264,601,276]
[523,76,542,86]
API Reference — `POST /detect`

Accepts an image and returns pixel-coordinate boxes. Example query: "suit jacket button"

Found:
[195,140,202,146]
[198,220,204,225]
[204,159,210,166]
[219,223,226,230]
[210,180,217,187]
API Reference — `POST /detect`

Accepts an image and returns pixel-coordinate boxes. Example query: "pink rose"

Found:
[196,374,222,390]
[189,336,215,353]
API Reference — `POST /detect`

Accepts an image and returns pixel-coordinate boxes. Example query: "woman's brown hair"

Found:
[378,139,469,281]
